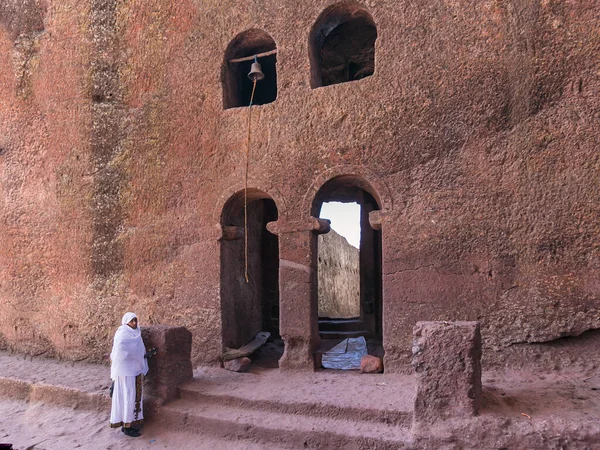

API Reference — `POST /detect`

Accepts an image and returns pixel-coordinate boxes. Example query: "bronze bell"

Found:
[248,60,265,82]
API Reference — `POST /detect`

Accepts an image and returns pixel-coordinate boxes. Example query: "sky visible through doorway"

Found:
[319,202,361,249]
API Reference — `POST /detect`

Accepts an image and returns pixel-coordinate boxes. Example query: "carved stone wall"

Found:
[0,0,598,371]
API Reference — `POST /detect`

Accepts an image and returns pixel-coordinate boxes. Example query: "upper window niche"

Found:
[222,29,277,109]
[309,2,377,89]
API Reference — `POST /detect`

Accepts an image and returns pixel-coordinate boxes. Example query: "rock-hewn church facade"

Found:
[1,0,598,372]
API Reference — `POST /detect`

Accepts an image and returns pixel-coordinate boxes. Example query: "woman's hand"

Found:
[144,348,158,359]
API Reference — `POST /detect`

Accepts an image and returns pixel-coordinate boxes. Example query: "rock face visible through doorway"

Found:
[318,229,360,319]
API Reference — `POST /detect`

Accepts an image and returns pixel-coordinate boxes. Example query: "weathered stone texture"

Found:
[0,0,95,359]
[0,0,46,40]
[412,321,483,424]
[141,325,193,402]
[276,227,320,371]
[0,0,598,370]
[318,229,360,318]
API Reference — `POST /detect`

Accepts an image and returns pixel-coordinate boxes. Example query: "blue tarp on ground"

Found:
[321,336,367,370]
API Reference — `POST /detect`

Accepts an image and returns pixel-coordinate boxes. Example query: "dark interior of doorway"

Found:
[220,194,282,368]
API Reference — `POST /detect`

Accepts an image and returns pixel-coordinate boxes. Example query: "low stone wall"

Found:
[141,325,193,403]
[412,321,482,426]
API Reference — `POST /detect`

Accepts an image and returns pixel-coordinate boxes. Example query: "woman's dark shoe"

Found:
[122,427,141,437]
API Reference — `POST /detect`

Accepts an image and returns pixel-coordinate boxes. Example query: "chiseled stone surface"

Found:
[318,229,360,318]
[0,1,598,373]
[141,325,193,402]
[412,321,482,424]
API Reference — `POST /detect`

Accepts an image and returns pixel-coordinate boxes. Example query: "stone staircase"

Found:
[318,317,369,340]
[160,374,414,449]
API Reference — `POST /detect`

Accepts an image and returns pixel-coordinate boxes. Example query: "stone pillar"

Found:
[412,321,482,425]
[360,197,377,336]
[369,210,396,369]
[267,217,329,371]
[141,325,193,403]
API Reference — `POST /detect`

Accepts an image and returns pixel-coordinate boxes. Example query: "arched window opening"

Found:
[309,3,377,88]
[220,190,281,368]
[223,29,277,109]
[312,176,384,368]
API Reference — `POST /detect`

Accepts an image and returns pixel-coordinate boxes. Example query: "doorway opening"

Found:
[318,201,361,320]
[220,189,281,368]
[312,176,383,367]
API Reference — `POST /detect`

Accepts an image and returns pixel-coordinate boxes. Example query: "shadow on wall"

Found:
[0,331,7,350]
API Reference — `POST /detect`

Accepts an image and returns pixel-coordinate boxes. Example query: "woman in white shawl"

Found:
[109,312,149,437]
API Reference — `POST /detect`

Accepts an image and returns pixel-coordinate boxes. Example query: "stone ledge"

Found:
[0,376,110,411]
[0,375,165,420]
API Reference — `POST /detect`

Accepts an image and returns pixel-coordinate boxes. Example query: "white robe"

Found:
[109,313,148,428]
[110,374,144,427]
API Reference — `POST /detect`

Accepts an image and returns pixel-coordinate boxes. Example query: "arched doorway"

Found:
[312,176,383,364]
[220,189,281,367]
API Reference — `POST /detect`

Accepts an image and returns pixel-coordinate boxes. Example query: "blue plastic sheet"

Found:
[321,336,367,370]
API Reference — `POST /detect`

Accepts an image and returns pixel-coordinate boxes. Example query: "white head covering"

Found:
[121,312,138,327]
[110,312,148,380]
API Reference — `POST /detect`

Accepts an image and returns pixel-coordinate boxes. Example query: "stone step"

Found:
[161,398,412,450]
[178,381,412,427]
[318,318,364,332]
[318,330,370,340]
[0,376,110,412]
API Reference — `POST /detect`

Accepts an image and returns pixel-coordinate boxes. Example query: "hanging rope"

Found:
[244,67,258,283]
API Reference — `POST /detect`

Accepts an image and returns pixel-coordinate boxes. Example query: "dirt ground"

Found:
[1,347,600,449]
[0,397,291,450]
[0,351,283,450]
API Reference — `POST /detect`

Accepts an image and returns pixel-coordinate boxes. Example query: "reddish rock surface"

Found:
[0,1,598,375]
[141,325,193,402]
[412,321,483,424]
